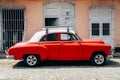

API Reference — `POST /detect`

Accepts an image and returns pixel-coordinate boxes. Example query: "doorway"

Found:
[0,8,25,52]
[89,6,114,47]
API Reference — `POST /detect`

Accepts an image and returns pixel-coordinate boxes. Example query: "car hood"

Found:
[81,39,104,44]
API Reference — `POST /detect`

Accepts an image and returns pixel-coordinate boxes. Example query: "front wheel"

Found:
[24,55,40,67]
[91,53,106,66]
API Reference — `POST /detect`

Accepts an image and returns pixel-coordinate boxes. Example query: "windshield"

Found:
[29,31,45,42]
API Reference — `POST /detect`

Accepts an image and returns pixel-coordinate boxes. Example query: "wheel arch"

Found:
[90,51,106,60]
[90,51,107,66]
[23,54,41,67]
[23,54,41,60]
[21,45,49,61]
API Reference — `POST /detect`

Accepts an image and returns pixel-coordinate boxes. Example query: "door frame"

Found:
[89,6,114,48]
[0,7,26,52]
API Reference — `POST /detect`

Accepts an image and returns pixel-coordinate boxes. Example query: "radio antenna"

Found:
[46,27,48,33]
[67,26,69,32]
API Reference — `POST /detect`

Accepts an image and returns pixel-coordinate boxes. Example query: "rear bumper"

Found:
[5,50,14,59]
[6,55,14,59]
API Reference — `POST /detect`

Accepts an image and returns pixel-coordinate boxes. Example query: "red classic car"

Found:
[6,29,113,67]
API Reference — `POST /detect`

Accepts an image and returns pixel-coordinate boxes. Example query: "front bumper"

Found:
[107,48,115,59]
[5,50,14,59]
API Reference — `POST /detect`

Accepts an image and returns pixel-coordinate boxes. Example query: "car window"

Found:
[41,33,58,41]
[60,33,77,41]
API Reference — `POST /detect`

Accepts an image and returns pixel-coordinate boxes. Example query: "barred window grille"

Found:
[103,23,110,35]
[0,8,25,52]
[92,23,99,36]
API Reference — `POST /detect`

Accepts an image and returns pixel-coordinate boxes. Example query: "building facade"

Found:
[0,0,120,52]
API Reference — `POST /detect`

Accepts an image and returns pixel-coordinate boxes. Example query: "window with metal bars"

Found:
[1,8,25,51]
[103,23,110,35]
[91,23,99,36]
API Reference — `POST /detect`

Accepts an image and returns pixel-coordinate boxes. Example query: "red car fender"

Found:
[81,43,111,60]
[8,45,49,61]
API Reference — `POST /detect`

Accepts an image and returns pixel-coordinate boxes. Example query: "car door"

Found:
[40,33,60,60]
[59,33,82,60]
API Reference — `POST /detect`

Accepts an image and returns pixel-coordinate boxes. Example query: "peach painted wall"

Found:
[24,0,44,39]
[76,0,91,39]
[114,0,120,47]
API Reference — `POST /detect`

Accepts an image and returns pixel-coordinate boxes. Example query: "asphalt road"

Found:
[0,58,120,80]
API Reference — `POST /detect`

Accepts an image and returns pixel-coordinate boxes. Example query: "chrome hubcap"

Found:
[26,55,37,66]
[94,54,104,65]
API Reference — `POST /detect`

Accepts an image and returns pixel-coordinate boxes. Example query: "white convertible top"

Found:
[29,28,75,42]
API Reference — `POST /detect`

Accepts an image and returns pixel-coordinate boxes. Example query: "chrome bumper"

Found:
[107,48,115,59]
[6,55,14,59]
[5,50,14,59]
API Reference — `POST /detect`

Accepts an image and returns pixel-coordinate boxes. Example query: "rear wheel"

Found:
[24,55,40,67]
[91,53,106,66]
